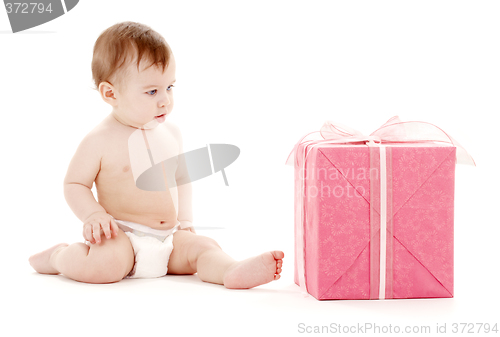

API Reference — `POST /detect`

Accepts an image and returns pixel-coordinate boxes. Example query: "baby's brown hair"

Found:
[91,21,171,90]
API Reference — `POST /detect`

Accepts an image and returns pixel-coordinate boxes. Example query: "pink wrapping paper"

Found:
[294,143,456,300]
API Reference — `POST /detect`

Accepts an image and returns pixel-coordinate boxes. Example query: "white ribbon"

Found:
[378,145,387,300]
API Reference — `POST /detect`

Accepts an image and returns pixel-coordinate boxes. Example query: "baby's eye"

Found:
[146,89,157,95]
[167,85,175,91]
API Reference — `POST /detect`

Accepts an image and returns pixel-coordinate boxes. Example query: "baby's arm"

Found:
[169,124,194,233]
[63,131,119,243]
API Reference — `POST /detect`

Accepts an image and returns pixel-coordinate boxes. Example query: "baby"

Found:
[29,21,284,288]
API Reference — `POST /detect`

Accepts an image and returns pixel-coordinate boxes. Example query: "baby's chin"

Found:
[140,114,169,129]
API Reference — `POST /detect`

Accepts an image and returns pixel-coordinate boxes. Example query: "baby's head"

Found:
[91,21,172,92]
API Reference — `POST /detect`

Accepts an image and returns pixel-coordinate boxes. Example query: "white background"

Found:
[0,1,497,336]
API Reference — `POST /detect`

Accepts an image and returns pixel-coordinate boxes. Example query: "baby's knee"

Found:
[84,239,134,283]
[184,235,221,267]
[85,250,131,283]
[196,235,221,251]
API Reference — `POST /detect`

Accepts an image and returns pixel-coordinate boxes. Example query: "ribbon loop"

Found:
[286,116,475,167]
[320,121,365,140]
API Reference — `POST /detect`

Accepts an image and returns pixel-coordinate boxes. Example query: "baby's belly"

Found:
[96,186,178,230]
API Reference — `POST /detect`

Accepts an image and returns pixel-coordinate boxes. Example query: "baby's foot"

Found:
[29,243,68,274]
[223,251,284,289]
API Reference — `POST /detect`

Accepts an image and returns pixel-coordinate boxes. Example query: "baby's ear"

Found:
[98,82,117,106]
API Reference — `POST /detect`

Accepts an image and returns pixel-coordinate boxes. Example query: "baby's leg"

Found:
[168,231,284,289]
[29,229,134,284]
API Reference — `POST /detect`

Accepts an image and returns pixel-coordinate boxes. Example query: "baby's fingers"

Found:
[92,222,102,244]
[83,224,95,243]
[110,218,119,237]
[101,221,112,240]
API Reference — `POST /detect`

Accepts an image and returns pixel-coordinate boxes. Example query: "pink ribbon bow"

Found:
[286,116,475,166]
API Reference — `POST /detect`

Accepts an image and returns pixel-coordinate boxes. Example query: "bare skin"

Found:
[29,243,69,275]
[29,55,284,288]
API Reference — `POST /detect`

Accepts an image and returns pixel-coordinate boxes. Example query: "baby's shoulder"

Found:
[85,121,115,143]
[77,116,124,151]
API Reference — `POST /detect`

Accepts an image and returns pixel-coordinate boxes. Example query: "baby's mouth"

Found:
[154,113,167,123]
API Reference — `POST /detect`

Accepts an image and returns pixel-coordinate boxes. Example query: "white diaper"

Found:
[115,219,178,279]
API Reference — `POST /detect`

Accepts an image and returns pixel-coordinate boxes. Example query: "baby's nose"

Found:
[158,95,170,107]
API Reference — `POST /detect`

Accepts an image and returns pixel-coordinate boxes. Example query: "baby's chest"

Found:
[123,127,180,182]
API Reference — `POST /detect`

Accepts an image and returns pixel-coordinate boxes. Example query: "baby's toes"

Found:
[271,251,285,260]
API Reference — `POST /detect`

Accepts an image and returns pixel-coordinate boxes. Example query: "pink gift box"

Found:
[293,142,457,300]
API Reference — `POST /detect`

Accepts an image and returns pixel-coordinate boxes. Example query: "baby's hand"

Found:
[82,211,119,244]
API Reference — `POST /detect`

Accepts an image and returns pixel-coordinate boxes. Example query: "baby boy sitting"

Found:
[29,21,283,288]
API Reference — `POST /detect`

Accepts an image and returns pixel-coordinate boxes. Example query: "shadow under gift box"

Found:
[136,144,240,191]
[5,0,79,33]
[294,143,456,300]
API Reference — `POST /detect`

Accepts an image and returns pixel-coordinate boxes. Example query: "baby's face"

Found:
[112,55,176,129]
